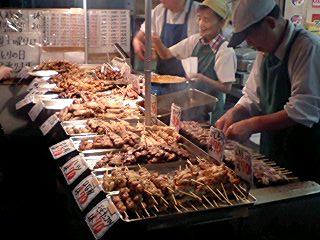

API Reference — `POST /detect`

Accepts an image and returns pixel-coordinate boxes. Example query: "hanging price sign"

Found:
[16,96,33,110]
[234,144,253,186]
[28,101,44,121]
[207,127,225,163]
[40,113,59,135]
[49,139,76,160]
[60,155,89,185]
[170,103,182,132]
[85,198,120,239]
[72,174,103,211]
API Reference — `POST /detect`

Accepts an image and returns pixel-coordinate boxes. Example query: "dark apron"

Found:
[260,29,320,182]
[191,39,226,125]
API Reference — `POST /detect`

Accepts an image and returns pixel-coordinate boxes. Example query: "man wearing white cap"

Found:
[216,0,320,181]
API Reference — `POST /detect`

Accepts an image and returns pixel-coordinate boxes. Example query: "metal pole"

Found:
[83,0,88,64]
[144,0,152,125]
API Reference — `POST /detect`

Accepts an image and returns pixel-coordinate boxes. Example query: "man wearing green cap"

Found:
[153,0,237,124]
[216,0,320,181]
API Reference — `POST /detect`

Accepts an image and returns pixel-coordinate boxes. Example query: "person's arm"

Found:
[133,30,146,60]
[225,110,297,142]
[152,34,173,59]
[188,73,232,93]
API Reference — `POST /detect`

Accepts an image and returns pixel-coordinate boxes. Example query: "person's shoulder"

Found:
[191,1,200,8]
[218,41,235,55]
[153,3,166,15]
[188,33,201,42]
[297,29,320,49]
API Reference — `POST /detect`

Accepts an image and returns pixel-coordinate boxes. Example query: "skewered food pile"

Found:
[94,142,191,167]
[34,60,79,72]
[102,161,247,219]
[180,121,209,149]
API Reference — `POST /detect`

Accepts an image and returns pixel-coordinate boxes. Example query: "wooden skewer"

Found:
[238,185,255,199]
[233,184,247,199]
[153,205,159,212]
[174,205,182,213]
[287,177,299,181]
[202,195,215,208]
[220,183,229,200]
[216,188,232,205]
[160,196,169,206]
[179,203,189,212]
[187,160,194,167]
[171,194,178,206]
[206,185,223,202]
[191,179,204,186]
[190,203,198,211]
[140,202,150,217]
[178,190,202,202]
[212,199,219,208]
[189,191,203,202]
[232,191,240,201]
[123,211,129,220]
[135,210,141,219]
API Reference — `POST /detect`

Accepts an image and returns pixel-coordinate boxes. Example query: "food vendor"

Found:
[152,0,237,124]
[216,0,320,182]
[133,0,199,77]
[0,64,12,81]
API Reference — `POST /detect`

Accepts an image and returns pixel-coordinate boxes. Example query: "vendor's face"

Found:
[197,8,222,40]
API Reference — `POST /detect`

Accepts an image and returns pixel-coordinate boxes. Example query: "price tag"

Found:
[234,144,253,186]
[72,174,103,211]
[60,155,89,185]
[27,77,46,90]
[170,103,182,132]
[85,197,120,239]
[28,101,44,121]
[49,139,76,160]
[40,114,59,135]
[16,96,33,110]
[207,127,225,163]
[151,94,157,117]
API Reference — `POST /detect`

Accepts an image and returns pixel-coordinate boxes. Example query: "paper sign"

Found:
[207,127,225,163]
[40,113,59,135]
[15,96,33,110]
[313,0,320,8]
[72,174,103,211]
[181,57,198,75]
[85,197,120,239]
[49,139,76,160]
[61,155,89,185]
[170,103,182,132]
[28,101,44,121]
[151,94,157,117]
[234,144,253,186]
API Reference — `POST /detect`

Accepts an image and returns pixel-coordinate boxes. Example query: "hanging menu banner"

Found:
[0,10,42,73]
[88,9,130,53]
[85,197,120,240]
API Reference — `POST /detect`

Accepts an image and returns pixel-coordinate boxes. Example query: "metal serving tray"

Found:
[139,88,217,123]
[70,135,119,154]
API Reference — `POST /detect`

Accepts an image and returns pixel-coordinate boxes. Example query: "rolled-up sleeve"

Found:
[236,53,263,116]
[284,38,320,128]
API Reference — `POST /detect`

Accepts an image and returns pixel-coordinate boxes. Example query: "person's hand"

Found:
[215,109,238,133]
[225,120,254,143]
[186,73,204,82]
[0,66,13,81]
[133,38,146,61]
[151,34,162,51]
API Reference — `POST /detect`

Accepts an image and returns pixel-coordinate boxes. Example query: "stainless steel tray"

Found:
[139,88,217,122]
[70,135,119,154]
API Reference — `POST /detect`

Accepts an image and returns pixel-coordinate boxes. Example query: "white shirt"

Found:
[238,21,320,128]
[169,33,237,83]
[140,0,199,37]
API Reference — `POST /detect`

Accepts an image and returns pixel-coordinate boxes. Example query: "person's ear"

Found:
[264,16,277,30]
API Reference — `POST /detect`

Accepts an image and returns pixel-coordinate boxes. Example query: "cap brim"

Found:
[228,30,248,48]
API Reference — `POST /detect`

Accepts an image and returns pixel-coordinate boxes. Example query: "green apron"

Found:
[191,40,226,125]
[260,29,320,182]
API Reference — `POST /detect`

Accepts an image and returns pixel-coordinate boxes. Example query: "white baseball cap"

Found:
[228,0,277,48]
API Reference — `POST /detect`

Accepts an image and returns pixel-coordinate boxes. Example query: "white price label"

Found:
[27,78,46,90]
[15,97,33,110]
[49,139,76,160]
[86,197,120,239]
[60,155,89,185]
[28,101,44,121]
[207,127,225,163]
[234,144,253,186]
[72,175,102,211]
[170,103,182,132]
[40,114,59,135]
[151,94,157,117]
